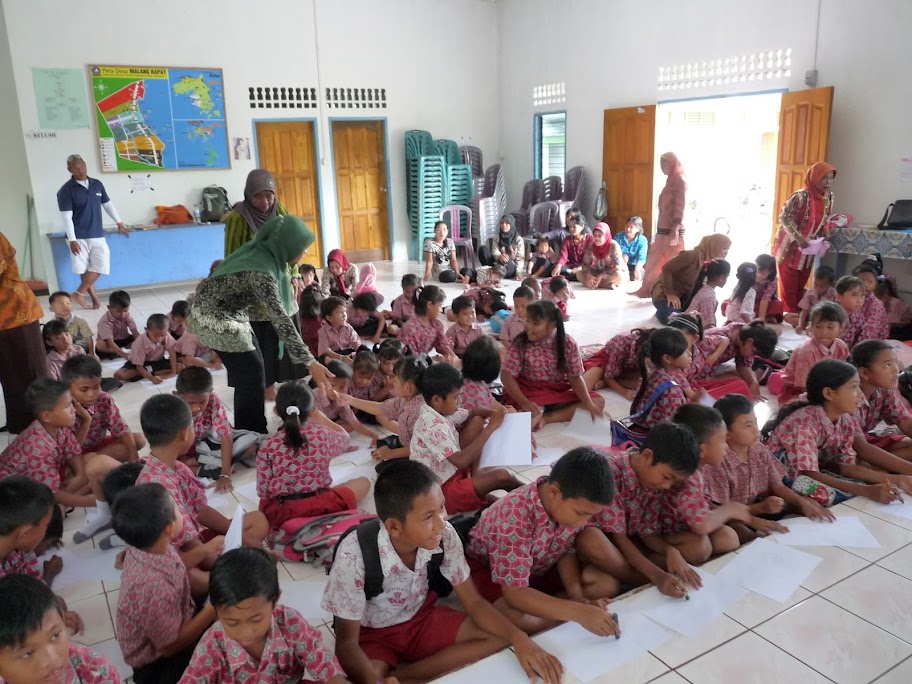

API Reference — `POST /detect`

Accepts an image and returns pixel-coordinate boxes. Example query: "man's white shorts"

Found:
[70,237,110,275]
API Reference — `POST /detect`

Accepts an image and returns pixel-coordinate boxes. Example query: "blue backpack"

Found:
[610,381,675,448]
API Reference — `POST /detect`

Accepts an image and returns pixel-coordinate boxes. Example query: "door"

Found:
[331,120,390,262]
[255,121,323,266]
[771,86,834,242]
[602,105,656,238]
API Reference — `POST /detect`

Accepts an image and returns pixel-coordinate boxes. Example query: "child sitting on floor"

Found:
[583,327,652,397]
[349,348,389,406]
[528,236,557,278]
[775,302,849,405]
[753,254,784,323]
[173,329,222,370]
[114,313,178,383]
[446,295,484,358]
[168,300,189,340]
[499,285,534,349]
[374,337,405,397]
[181,548,346,683]
[315,360,380,445]
[703,321,778,401]
[43,318,85,381]
[542,275,573,320]
[784,264,836,332]
[460,336,501,411]
[835,275,869,349]
[349,292,386,343]
[685,259,730,328]
[400,285,456,363]
[384,273,420,332]
[410,363,520,513]
[0,575,111,683]
[48,290,94,356]
[851,340,912,463]
[113,483,217,684]
[0,477,58,582]
[521,276,542,300]
[299,283,324,356]
[323,459,559,684]
[852,261,891,341]
[95,290,140,360]
[629,327,692,430]
[724,263,757,324]
[257,380,370,528]
[875,274,912,340]
[174,366,261,488]
[317,296,362,364]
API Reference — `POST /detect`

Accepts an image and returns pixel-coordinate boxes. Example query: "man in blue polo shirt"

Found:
[57,154,129,309]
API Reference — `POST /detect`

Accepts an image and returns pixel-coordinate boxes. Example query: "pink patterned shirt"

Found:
[467,477,579,586]
[705,323,755,370]
[168,313,186,337]
[179,604,342,684]
[703,444,787,505]
[884,296,912,326]
[136,457,207,547]
[687,334,729,382]
[256,423,348,499]
[400,316,452,356]
[379,395,425,446]
[322,522,469,628]
[349,371,387,401]
[591,448,664,537]
[391,293,416,322]
[499,313,526,345]
[445,322,484,357]
[117,545,194,669]
[459,379,494,412]
[75,391,129,453]
[96,310,138,342]
[779,338,849,401]
[688,284,718,328]
[763,405,858,479]
[314,387,357,425]
[0,549,42,580]
[631,368,688,429]
[798,286,836,312]
[591,330,642,378]
[0,421,79,491]
[128,331,176,365]
[174,332,210,358]
[47,345,85,381]
[658,469,710,535]
[754,278,779,303]
[842,296,889,347]
[317,321,361,357]
[503,330,583,385]
[410,403,465,483]
[62,643,122,684]
[191,393,232,444]
[854,387,912,433]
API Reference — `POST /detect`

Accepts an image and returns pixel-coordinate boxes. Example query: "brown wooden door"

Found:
[331,120,390,262]
[602,105,656,238]
[255,121,323,266]
[772,86,834,242]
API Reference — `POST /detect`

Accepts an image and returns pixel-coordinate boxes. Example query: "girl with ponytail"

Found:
[582,326,654,398]
[399,284,455,363]
[629,327,692,430]
[256,380,370,527]
[686,259,730,328]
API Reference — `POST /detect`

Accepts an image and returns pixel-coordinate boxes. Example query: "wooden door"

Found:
[602,105,656,238]
[771,86,834,242]
[255,121,323,266]
[331,120,390,262]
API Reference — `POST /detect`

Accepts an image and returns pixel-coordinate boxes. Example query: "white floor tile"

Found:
[820,565,912,644]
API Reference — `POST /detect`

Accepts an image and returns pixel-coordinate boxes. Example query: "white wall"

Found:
[1,0,500,289]
[497,0,912,228]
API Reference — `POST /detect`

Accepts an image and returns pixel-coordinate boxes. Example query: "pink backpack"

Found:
[276,511,376,564]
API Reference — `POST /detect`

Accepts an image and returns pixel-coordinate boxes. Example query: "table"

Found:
[828,225,912,273]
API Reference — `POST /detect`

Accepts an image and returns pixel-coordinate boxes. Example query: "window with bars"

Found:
[534,112,566,180]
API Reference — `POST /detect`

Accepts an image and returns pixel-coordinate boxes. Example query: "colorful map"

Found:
[89,65,230,172]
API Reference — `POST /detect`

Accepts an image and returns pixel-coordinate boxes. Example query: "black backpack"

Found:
[200,185,231,222]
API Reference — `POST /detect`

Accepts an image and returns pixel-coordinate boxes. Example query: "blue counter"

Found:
[47,223,225,292]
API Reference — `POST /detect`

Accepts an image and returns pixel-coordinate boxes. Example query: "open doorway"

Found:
[654,92,781,268]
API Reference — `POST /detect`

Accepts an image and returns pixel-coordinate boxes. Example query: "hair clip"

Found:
[876,274,887,282]
[285,406,301,416]
[745,267,755,273]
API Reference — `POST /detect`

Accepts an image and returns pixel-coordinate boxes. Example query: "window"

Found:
[534,112,566,180]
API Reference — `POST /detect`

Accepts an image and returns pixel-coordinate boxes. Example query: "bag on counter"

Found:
[200,185,231,222]
[153,204,193,225]
[877,201,912,230]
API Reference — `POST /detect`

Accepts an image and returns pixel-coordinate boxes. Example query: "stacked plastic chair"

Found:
[405,130,445,257]
[510,179,546,236]
[544,175,563,202]
[559,166,589,226]
[434,139,461,166]
[470,164,507,247]
[446,164,473,236]
[459,145,484,177]
[529,201,560,236]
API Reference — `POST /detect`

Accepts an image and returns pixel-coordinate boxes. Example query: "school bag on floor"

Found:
[200,185,231,222]
[275,510,376,564]
[752,347,791,385]
[610,381,675,448]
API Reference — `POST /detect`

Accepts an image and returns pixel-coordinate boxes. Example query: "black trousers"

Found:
[0,321,48,433]
[250,319,306,386]
[215,333,268,434]
[476,246,518,279]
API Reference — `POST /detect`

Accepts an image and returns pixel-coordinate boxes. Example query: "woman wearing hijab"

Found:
[551,208,593,281]
[223,169,285,256]
[479,215,526,280]
[580,223,628,289]
[651,234,732,324]
[321,249,359,299]
[635,152,688,297]
[774,162,837,312]
[353,263,384,305]
[189,215,332,433]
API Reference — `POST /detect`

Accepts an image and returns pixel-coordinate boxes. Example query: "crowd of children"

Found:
[1,239,911,684]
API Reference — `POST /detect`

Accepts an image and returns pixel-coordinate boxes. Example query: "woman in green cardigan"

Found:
[224,169,288,256]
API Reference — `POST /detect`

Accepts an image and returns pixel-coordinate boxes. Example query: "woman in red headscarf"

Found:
[580,223,628,289]
[774,162,836,313]
[321,248,359,299]
[635,152,688,297]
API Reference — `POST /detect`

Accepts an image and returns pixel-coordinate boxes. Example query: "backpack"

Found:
[200,185,231,222]
[899,364,912,405]
[275,510,376,564]
[329,517,453,600]
[610,381,675,448]
[752,347,792,385]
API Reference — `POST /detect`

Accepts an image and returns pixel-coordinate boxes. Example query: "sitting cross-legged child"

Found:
[257,380,370,529]
[168,300,189,340]
[315,360,381,444]
[628,327,692,431]
[113,483,218,684]
[43,319,85,381]
[323,459,561,684]
[173,329,222,370]
[349,349,390,404]
[174,367,260,487]
[0,574,115,684]
[401,285,456,363]
[95,289,140,360]
[459,336,501,412]
[348,292,387,344]
[445,295,484,358]
[181,548,347,683]
[410,363,521,513]
[48,290,94,356]
[500,285,535,350]
[383,273,420,336]
[466,447,622,636]
[114,313,178,383]
[318,295,362,365]
[851,340,912,464]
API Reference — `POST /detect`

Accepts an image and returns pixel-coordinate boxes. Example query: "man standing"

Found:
[56,154,128,309]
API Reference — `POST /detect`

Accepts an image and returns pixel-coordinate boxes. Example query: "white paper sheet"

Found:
[774,516,880,548]
[223,504,245,553]
[139,373,178,389]
[642,570,748,637]
[533,447,565,466]
[716,537,822,602]
[233,479,259,504]
[42,544,123,590]
[205,486,234,509]
[480,412,532,468]
[433,650,532,684]
[800,237,829,256]
[329,463,357,485]
[561,408,615,444]
[866,499,912,522]
[279,580,332,622]
[533,612,671,682]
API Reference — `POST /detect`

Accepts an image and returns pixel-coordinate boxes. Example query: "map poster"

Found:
[32,68,90,129]
[89,65,230,172]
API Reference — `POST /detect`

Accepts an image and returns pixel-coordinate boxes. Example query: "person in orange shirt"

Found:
[0,231,49,433]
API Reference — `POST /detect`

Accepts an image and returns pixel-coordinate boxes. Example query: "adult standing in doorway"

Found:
[0,231,48,433]
[773,162,836,313]
[635,152,688,297]
[651,234,731,324]
[57,154,128,309]
[188,215,333,434]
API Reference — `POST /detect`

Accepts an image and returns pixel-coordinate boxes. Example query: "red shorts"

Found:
[259,486,357,528]
[695,376,752,400]
[440,470,486,514]
[359,594,467,667]
[467,556,564,603]
[868,433,908,451]
[82,434,120,455]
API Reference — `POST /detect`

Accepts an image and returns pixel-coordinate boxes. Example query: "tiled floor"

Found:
[4,260,912,683]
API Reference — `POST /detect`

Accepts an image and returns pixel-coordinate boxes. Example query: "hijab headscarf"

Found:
[214,214,314,315]
[590,223,613,260]
[660,152,685,181]
[354,263,378,295]
[233,169,279,233]
[327,249,352,297]
[695,234,732,262]
[497,214,518,249]
[804,162,836,199]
